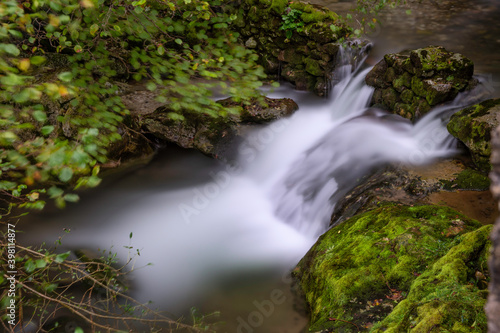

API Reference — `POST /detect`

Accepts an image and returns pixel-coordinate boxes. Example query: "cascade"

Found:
[19,45,479,327]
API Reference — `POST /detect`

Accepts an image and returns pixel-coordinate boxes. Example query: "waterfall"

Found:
[19,45,473,316]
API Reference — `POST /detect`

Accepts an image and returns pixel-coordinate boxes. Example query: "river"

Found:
[18,1,500,332]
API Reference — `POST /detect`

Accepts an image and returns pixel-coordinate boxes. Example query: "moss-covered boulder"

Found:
[447,98,500,172]
[232,0,354,96]
[366,46,476,121]
[295,204,491,332]
[141,97,298,157]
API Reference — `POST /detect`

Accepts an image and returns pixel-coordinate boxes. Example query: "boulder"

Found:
[295,204,491,332]
[331,161,494,228]
[141,97,298,157]
[366,46,476,121]
[447,98,500,172]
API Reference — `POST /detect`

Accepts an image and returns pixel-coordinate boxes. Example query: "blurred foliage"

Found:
[0,0,266,212]
[344,0,408,35]
[0,226,215,332]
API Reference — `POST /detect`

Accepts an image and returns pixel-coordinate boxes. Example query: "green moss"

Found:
[304,57,323,76]
[441,169,491,191]
[294,205,488,332]
[400,89,414,103]
[447,98,500,171]
[393,72,412,92]
[409,47,474,79]
[373,225,491,332]
[381,87,399,109]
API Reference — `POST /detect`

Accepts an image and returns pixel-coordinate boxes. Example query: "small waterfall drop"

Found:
[18,45,479,321]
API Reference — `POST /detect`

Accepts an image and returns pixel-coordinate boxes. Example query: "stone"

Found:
[142,97,298,157]
[245,37,257,49]
[447,98,500,172]
[295,204,490,332]
[366,46,475,121]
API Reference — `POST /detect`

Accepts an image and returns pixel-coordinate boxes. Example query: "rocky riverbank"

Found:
[294,44,499,332]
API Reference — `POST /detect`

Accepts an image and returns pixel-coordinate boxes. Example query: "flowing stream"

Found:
[19,46,488,332]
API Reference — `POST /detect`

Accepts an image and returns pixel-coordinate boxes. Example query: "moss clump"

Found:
[304,57,324,76]
[294,204,488,332]
[441,169,491,191]
[373,225,491,332]
[447,98,500,172]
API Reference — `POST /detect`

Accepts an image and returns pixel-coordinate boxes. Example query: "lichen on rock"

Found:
[295,204,490,332]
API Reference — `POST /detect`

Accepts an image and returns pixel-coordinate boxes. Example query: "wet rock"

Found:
[295,204,490,332]
[447,98,500,172]
[141,97,298,157]
[330,160,496,227]
[366,46,476,121]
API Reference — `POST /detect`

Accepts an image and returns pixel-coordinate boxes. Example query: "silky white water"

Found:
[19,47,475,328]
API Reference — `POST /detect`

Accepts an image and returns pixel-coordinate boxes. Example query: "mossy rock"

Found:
[142,97,298,157]
[366,46,475,121]
[295,204,489,332]
[373,224,491,332]
[234,0,353,95]
[440,169,491,191]
[447,98,500,172]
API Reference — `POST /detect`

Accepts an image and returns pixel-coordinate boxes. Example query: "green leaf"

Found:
[24,259,36,273]
[30,56,46,65]
[54,251,71,263]
[35,259,47,269]
[74,328,84,333]
[134,6,143,14]
[129,232,133,239]
[43,283,58,293]
[74,45,83,53]
[1,73,25,86]
[0,43,20,56]
[33,110,47,122]
[175,38,183,45]
[9,30,23,39]
[57,72,73,82]
[157,46,165,55]
[48,186,64,198]
[0,181,17,190]
[59,167,73,182]
[41,125,55,136]
[406,9,412,15]
[90,23,99,36]
[63,194,79,202]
